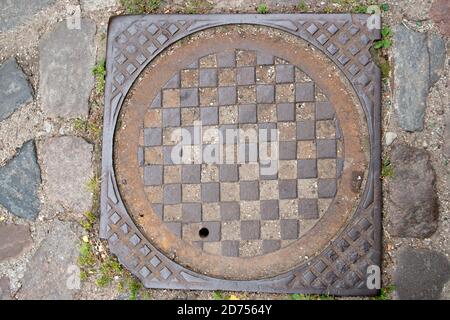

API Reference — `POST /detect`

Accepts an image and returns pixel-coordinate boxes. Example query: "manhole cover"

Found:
[101,14,381,295]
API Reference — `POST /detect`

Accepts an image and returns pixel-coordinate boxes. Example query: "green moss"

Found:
[81,211,97,231]
[184,0,213,14]
[290,293,334,300]
[318,294,335,300]
[73,107,102,141]
[323,0,375,13]
[381,158,394,178]
[353,5,368,13]
[117,280,125,293]
[141,291,152,300]
[73,118,87,131]
[213,291,224,300]
[73,117,102,141]
[369,45,391,80]
[323,5,334,13]
[87,178,102,231]
[297,1,307,11]
[128,277,142,300]
[379,59,391,79]
[290,293,308,300]
[78,242,96,269]
[257,3,268,14]
[372,285,395,300]
[92,58,106,95]
[119,0,162,14]
[80,270,89,282]
[85,176,100,197]
[95,256,123,287]
[95,274,111,287]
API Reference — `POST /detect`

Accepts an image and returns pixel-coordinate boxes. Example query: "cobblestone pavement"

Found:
[0,0,448,300]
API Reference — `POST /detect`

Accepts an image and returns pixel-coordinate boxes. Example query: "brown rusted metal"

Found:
[115,26,368,279]
[101,14,381,295]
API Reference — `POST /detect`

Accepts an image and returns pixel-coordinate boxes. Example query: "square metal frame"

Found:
[100,14,381,295]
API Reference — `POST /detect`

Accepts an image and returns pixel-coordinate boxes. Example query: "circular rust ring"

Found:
[115,26,368,280]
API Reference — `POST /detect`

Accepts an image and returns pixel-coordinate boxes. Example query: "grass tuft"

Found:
[78,242,96,270]
[374,26,393,50]
[257,3,269,14]
[184,0,213,14]
[92,58,106,95]
[128,277,142,300]
[96,256,123,287]
[120,0,162,14]
[372,285,395,300]
[86,175,101,194]
[380,3,389,12]
[381,158,394,178]
[290,293,335,300]
[81,211,97,231]
[213,291,224,300]
[297,1,307,11]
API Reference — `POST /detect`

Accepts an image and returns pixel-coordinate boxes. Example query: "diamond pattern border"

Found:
[101,14,381,295]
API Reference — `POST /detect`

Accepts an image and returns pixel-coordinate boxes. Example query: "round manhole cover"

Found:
[114,25,369,280]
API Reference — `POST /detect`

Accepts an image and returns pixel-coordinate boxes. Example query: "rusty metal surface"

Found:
[101,14,381,295]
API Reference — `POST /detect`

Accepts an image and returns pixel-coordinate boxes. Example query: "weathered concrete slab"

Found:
[0,58,33,121]
[0,277,11,300]
[0,140,41,220]
[428,34,446,87]
[387,144,438,238]
[81,0,116,11]
[41,136,93,218]
[393,25,445,132]
[18,220,82,300]
[444,114,450,159]
[0,224,32,262]
[39,19,96,118]
[395,247,450,300]
[0,0,56,32]
[430,0,450,37]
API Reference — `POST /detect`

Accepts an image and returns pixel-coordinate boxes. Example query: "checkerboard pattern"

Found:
[139,50,344,257]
